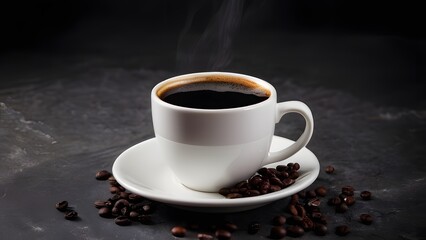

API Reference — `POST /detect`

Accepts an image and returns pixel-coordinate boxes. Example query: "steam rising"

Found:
[177,0,244,71]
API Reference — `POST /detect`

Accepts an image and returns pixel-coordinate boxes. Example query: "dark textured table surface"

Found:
[1,2,426,239]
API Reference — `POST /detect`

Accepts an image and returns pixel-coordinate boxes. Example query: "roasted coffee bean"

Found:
[142,203,156,214]
[292,163,300,171]
[286,225,305,237]
[286,216,303,225]
[282,178,295,187]
[110,186,121,194]
[244,189,260,197]
[315,186,327,197]
[287,162,294,168]
[360,191,372,200]
[290,194,299,204]
[128,193,144,202]
[269,185,282,192]
[121,206,131,216]
[129,211,139,219]
[108,175,119,186]
[311,212,322,221]
[325,165,334,174]
[298,191,307,199]
[269,226,286,239]
[111,207,120,216]
[306,190,317,198]
[114,199,130,208]
[215,229,232,240]
[314,224,328,236]
[295,204,306,217]
[138,214,153,225]
[343,195,356,206]
[336,203,349,213]
[55,201,69,212]
[257,167,268,176]
[301,216,314,231]
[318,216,328,225]
[171,226,186,237]
[197,233,214,240]
[247,222,261,234]
[327,196,341,206]
[119,191,129,199]
[98,207,111,218]
[223,222,238,232]
[341,186,355,196]
[115,216,131,226]
[289,171,300,179]
[94,200,107,209]
[276,165,288,172]
[64,210,78,220]
[249,175,263,186]
[288,204,298,216]
[110,194,121,202]
[307,197,321,207]
[96,170,112,180]
[335,225,350,236]
[270,177,284,187]
[360,213,373,225]
[272,215,286,226]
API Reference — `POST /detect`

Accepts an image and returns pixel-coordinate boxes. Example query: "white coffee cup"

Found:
[151,72,313,192]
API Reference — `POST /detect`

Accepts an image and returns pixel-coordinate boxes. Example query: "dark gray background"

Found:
[1,0,425,239]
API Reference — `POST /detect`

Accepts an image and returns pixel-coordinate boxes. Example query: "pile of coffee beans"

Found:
[93,170,157,226]
[219,162,301,198]
[55,164,375,239]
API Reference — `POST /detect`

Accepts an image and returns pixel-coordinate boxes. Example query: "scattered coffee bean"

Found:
[215,229,232,240]
[314,223,328,236]
[98,207,111,218]
[287,216,303,226]
[171,226,186,237]
[94,200,107,209]
[128,193,144,202]
[138,214,153,225]
[272,215,286,226]
[223,222,238,232]
[286,225,305,237]
[360,213,373,225]
[197,233,214,240]
[55,201,69,212]
[269,226,287,239]
[108,175,119,186]
[328,196,341,206]
[360,190,372,200]
[306,190,317,198]
[115,216,131,226]
[336,203,349,213]
[341,186,355,196]
[110,186,121,194]
[325,165,335,174]
[129,211,140,220]
[335,225,350,236]
[288,204,298,216]
[307,197,321,207]
[343,195,356,206]
[315,186,327,197]
[96,170,112,180]
[247,222,261,234]
[64,210,78,220]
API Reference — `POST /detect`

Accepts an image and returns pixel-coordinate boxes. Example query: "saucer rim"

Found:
[112,136,320,209]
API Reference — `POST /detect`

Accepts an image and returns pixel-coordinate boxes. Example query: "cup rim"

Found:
[151,72,276,113]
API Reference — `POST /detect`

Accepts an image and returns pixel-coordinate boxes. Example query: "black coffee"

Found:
[160,81,269,109]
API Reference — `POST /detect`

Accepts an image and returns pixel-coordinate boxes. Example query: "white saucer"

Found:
[112,136,320,213]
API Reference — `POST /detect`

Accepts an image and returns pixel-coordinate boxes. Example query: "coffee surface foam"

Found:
[157,75,271,99]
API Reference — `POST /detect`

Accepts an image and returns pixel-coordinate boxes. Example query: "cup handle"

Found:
[262,101,314,165]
